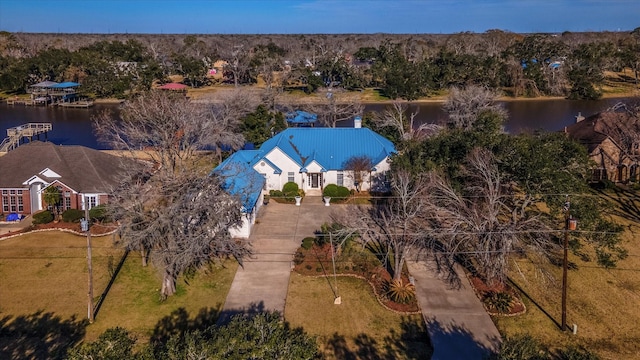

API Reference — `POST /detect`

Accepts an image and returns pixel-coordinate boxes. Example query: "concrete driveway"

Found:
[218,198,502,359]
[218,197,333,323]
[408,258,502,360]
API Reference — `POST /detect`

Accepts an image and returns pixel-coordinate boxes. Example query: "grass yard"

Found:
[285,274,431,359]
[0,231,237,349]
[495,189,640,360]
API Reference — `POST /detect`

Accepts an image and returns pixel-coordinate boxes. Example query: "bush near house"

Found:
[62,209,84,223]
[89,204,109,222]
[271,182,305,203]
[323,184,350,203]
[32,210,54,225]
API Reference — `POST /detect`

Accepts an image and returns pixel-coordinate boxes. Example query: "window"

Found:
[64,192,71,210]
[84,195,97,210]
[1,188,25,213]
[288,172,295,183]
[337,171,344,186]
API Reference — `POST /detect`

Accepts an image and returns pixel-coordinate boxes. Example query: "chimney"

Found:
[575,112,585,123]
[354,116,362,128]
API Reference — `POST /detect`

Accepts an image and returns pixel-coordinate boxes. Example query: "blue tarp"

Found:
[6,213,20,221]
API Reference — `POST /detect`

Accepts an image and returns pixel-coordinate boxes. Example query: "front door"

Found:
[311,173,319,188]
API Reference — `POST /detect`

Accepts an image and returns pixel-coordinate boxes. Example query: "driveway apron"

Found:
[407,258,502,360]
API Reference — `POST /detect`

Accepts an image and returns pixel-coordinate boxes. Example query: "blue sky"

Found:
[0,0,638,34]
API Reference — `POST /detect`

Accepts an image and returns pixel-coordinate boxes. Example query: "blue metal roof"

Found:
[212,152,265,213]
[51,82,80,88]
[286,110,318,124]
[259,127,395,170]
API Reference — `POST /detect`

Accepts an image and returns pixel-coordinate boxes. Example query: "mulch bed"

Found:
[293,243,421,313]
[469,275,526,316]
[4,221,117,237]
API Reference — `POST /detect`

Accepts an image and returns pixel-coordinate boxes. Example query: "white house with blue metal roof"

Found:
[213,122,396,238]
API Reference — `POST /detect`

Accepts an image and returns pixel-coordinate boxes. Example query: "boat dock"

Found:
[0,123,52,153]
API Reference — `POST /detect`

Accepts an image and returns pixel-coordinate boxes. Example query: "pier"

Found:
[0,123,52,153]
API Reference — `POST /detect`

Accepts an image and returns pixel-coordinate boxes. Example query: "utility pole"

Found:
[561,196,575,331]
[83,197,95,323]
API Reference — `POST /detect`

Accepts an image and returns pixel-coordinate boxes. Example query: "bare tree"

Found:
[303,92,363,128]
[443,85,506,130]
[426,148,554,286]
[373,101,442,141]
[332,170,430,281]
[94,90,251,299]
[111,172,246,299]
[343,156,373,192]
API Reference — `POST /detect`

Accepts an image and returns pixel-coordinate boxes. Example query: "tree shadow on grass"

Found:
[150,305,222,345]
[215,301,267,326]
[324,316,432,360]
[596,186,640,223]
[0,311,87,360]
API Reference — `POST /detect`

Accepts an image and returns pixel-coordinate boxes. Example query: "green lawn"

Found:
[495,189,640,360]
[0,231,237,344]
[285,274,431,359]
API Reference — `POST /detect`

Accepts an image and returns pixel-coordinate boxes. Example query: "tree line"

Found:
[0,29,638,99]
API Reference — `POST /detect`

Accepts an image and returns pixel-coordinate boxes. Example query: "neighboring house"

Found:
[565,110,640,183]
[212,123,396,237]
[0,141,132,215]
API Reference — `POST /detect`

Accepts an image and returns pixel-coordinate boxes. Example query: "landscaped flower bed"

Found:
[293,241,420,313]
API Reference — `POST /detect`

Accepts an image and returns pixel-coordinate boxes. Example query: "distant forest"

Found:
[0,30,638,99]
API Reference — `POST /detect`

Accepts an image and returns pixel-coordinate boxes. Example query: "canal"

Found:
[0,97,632,149]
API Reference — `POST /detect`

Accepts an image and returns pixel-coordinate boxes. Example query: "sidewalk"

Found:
[407,258,502,360]
[218,197,333,324]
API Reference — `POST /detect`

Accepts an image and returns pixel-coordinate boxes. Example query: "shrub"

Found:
[484,291,514,314]
[301,237,315,250]
[89,204,109,222]
[293,250,305,265]
[490,334,545,360]
[384,279,416,304]
[282,182,299,195]
[32,210,54,225]
[62,209,84,223]
[323,184,350,202]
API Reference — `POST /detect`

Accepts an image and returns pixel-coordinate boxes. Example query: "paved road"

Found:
[408,259,502,359]
[218,197,333,323]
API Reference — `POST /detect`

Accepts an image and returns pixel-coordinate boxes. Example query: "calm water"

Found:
[0,97,631,149]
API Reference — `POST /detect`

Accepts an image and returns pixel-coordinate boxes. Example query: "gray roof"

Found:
[0,142,134,193]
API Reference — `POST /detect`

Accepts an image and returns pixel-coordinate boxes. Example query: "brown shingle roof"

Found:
[0,142,134,192]
[564,111,638,153]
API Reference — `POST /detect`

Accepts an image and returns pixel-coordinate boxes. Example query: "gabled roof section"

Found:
[213,151,265,213]
[258,128,395,170]
[40,168,61,178]
[0,141,137,192]
[565,111,639,154]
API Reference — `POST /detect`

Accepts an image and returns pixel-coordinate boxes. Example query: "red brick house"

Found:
[565,110,640,183]
[0,142,132,215]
